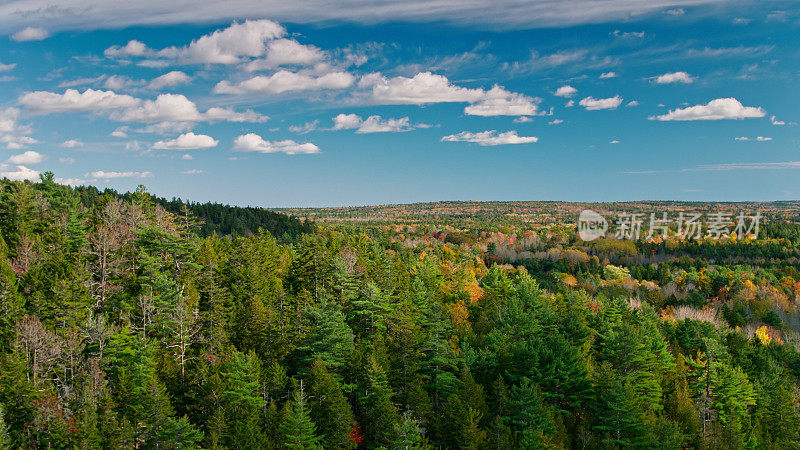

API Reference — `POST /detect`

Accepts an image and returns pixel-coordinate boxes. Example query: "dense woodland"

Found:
[2,175,800,449]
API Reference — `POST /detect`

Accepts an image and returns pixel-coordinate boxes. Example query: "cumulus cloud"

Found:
[153,132,218,150]
[148,71,192,89]
[7,151,44,165]
[554,85,577,97]
[548,119,564,125]
[441,130,538,146]
[21,90,267,125]
[11,27,49,42]
[214,70,355,95]
[332,113,415,133]
[464,87,541,116]
[579,95,623,110]
[113,93,201,122]
[20,89,139,114]
[61,139,83,148]
[0,61,16,72]
[599,71,617,78]
[0,164,39,181]
[514,116,533,123]
[360,71,540,116]
[233,133,320,154]
[360,71,483,104]
[86,170,153,180]
[654,71,695,84]
[147,20,286,64]
[650,98,766,121]
[626,100,639,107]
[0,107,36,149]
[665,7,686,15]
[104,40,150,57]
[243,39,325,71]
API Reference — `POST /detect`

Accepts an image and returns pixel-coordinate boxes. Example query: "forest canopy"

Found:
[1,175,799,449]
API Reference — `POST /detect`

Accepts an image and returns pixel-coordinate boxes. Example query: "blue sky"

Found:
[0,0,798,206]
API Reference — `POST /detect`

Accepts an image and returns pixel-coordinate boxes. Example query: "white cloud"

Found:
[153,132,218,150]
[464,87,541,117]
[111,127,128,138]
[514,116,533,123]
[7,151,44,165]
[441,130,538,146]
[554,85,577,97]
[0,164,39,181]
[214,70,355,95]
[243,39,325,71]
[20,89,139,114]
[181,169,205,175]
[650,98,766,121]
[233,133,320,154]
[612,30,644,38]
[565,100,575,107]
[58,75,107,88]
[86,170,153,180]
[0,61,16,72]
[113,93,201,122]
[103,75,143,90]
[11,27,49,42]
[654,71,695,84]
[55,177,90,186]
[149,71,192,89]
[626,100,639,107]
[771,115,785,125]
[203,107,268,123]
[59,157,75,164]
[610,139,621,144]
[548,119,564,125]
[155,20,286,64]
[734,136,772,142]
[0,1,734,32]
[361,71,540,116]
[599,71,617,79]
[289,120,319,134]
[332,113,414,133]
[104,40,150,57]
[61,139,84,148]
[579,95,623,110]
[361,71,484,104]
[665,8,685,15]
[732,17,751,25]
[181,153,193,160]
[0,107,35,149]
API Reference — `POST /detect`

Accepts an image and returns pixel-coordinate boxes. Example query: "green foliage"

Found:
[0,178,798,448]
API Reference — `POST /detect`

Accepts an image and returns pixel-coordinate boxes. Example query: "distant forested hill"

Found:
[71,182,314,239]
